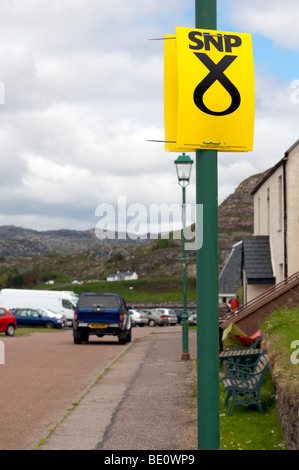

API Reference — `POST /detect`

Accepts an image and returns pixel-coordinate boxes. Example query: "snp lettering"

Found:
[188,31,242,53]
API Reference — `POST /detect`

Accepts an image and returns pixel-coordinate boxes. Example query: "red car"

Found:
[0,307,17,336]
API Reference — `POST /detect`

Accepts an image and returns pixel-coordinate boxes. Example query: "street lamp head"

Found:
[174,153,194,186]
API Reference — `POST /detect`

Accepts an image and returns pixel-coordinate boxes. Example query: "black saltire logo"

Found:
[193,53,241,116]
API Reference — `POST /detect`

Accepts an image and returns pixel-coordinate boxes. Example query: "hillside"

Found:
[0,225,145,258]
[218,171,268,270]
[0,170,267,283]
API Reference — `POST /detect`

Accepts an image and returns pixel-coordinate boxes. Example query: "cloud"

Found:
[226,0,299,51]
[0,0,297,233]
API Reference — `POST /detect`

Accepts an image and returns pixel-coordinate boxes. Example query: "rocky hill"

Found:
[0,170,267,281]
[218,171,268,270]
[0,225,145,258]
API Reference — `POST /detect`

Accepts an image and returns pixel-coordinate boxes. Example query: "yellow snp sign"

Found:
[164,27,255,152]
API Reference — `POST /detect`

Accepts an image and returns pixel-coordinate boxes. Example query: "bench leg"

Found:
[227,391,237,416]
[226,390,263,416]
[224,390,232,406]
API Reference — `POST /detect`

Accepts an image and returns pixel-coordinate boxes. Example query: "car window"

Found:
[19,311,28,317]
[0,309,5,316]
[78,295,120,309]
[62,299,74,309]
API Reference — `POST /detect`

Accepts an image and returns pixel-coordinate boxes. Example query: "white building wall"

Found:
[285,145,299,277]
[253,165,284,283]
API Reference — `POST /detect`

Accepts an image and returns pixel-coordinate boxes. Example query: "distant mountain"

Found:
[0,225,145,258]
[0,170,267,280]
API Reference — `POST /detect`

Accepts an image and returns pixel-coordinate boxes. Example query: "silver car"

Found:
[152,308,178,326]
[129,309,149,327]
[188,313,197,326]
[142,309,170,327]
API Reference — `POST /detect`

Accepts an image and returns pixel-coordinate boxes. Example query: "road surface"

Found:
[0,326,151,450]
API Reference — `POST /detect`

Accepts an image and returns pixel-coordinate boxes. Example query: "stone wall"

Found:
[274,381,299,450]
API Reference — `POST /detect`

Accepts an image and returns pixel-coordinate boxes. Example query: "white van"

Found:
[0,289,78,326]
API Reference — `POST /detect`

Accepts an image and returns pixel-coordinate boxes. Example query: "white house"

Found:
[252,139,299,284]
[107,271,138,282]
[219,139,299,304]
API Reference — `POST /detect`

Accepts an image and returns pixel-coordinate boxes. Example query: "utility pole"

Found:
[195,0,220,450]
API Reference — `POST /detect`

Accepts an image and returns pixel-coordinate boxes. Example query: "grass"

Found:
[188,361,285,450]
[219,369,285,450]
[217,306,299,450]
[188,305,299,450]
[41,276,197,306]
[0,327,65,337]
[261,306,299,406]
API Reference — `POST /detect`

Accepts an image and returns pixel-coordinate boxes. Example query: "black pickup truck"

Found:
[73,292,132,344]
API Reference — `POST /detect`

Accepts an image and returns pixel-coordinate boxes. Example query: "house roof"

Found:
[218,241,243,295]
[251,139,299,195]
[243,236,275,284]
[218,236,275,294]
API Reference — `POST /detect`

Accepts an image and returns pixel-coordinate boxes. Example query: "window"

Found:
[278,175,283,231]
[62,299,74,310]
[78,295,120,309]
[267,187,270,235]
[257,197,261,234]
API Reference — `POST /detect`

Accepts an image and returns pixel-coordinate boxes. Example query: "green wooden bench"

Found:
[219,348,262,368]
[221,353,269,416]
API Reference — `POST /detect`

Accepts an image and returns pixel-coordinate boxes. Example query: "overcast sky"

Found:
[0,0,298,234]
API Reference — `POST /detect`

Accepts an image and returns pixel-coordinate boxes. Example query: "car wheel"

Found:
[148,319,156,327]
[73,330,84,344]
[118,334,127,345]
[45,321,54,329]
[5,324,15,336]
[127,329,132,343]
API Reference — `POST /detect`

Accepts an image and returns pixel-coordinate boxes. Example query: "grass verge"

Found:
[219,369,285,450]
[0,327,65,337]
[261,306,299,407]
[187,362,285,450]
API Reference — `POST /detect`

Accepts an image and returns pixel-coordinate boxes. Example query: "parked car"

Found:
[154,308,178,326]
[129,309,149,327]
[174,309,184,324]
[188,313,197,326]
[142,309,170,327]
[73,292,132,344]
[36,308,67,327]
[0,307,17,336]
[11,308,64,329]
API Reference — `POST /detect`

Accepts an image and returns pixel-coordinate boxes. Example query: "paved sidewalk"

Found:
[39,328,197,450]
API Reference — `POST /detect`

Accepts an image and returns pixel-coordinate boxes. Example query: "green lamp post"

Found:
[174,152,194,360]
